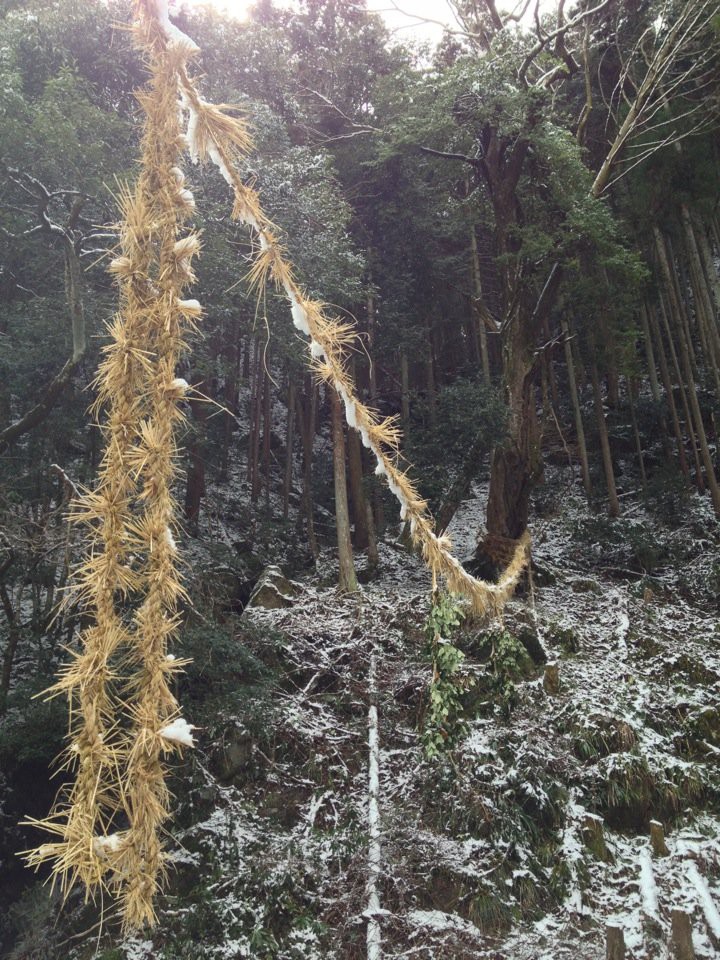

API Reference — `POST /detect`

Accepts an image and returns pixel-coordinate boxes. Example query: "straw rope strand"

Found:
[177,70,529,617]
[25,0,199,927]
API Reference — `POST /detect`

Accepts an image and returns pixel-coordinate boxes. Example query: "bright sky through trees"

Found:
[174,0,453,42]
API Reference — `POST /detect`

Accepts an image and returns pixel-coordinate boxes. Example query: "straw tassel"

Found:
[117,10,199,928]
[26,0,529,932]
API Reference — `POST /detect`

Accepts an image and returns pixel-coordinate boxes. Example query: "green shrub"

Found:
[421,593,474,758]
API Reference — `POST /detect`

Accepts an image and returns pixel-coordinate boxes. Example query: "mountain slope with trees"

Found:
[0,0,719,957]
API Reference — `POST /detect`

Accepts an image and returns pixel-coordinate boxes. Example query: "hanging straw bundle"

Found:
[26,0,200,930]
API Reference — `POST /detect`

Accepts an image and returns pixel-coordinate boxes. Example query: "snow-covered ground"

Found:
[16,466,719,960]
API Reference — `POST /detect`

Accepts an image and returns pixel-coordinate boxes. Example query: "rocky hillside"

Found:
[3,469,719,960]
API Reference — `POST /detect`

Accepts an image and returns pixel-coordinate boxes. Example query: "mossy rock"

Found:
[216,724,256,782]
[665,654,718,686]
[530,559,558,586]
[684,705,720,747]
[247,565,303,609]
[546,620,580,653]
[570,577,603,594]
[515,623,548,665]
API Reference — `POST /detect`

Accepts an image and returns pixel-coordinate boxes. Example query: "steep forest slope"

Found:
[1,0,720,957]
[2,467,719,959]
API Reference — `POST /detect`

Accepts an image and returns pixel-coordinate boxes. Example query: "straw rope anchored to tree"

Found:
[25,0,529,930]
[176,69,529,617]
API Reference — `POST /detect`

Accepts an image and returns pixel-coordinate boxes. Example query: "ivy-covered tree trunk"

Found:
[485,328,542,546]
[483,262,562,555]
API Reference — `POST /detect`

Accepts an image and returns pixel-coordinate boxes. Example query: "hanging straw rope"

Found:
[25,0,200,930]
[176,69,530,617]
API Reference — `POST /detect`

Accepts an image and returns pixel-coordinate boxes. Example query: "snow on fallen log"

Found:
[639,848,660,920]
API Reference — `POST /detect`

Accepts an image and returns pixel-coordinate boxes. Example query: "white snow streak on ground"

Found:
[639,848,659,919]
[686,860,720,939]
[366,649,382,960]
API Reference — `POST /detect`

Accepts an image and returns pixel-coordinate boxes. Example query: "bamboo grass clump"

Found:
[25,0,200,931]
[177,69,530,617]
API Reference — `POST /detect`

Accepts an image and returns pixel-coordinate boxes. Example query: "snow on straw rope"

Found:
[177,68,529,616]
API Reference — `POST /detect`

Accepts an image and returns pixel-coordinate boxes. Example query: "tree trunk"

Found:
[655,226,720,515]
[561,314,592,497]
[283,373,295,520]
[250,366,264,503]
[0,577,19,713]
[627,381,647,491]
[470,224,491,382]
[657,295,702,485]
[483,265,563,551]
[606,925,626,960]
[694,214,720,315]
[667,233,698,379]
[63,237,85,363]
[347,427,370,550]
[648,304,690,478]
[588,340,620,517]
[367,277,377,400]
[331,389,358,593]
[670,909,695,960]
[640,303,676,464]
[485,357,540,543]
[367,289,384,535]
[296,378,319,559]
[365,501,379,570]
[262,361,272,513]
[242,335,251,380]
[400,348,410,433]
[247,337,261,485]
[640,304,662,405]
[221,322,242,481]
[0,238,86,455]
[543,316,560,411]
[424,317,437,430]
[682,205,720,392]
[184,371,207,535]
